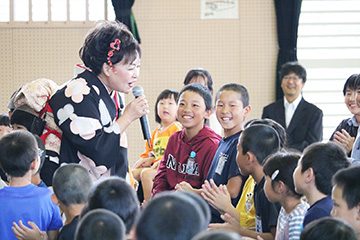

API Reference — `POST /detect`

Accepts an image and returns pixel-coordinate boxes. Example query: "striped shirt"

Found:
[275,201,309,240]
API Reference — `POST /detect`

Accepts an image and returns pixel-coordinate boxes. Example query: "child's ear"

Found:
[304,167,314,184]
[204,109,212,119]
[276,181,287,194]
[356,203,360,221]
[243,105,252,120]
[30,156,40,172]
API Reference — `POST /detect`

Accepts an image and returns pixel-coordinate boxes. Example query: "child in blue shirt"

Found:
[0,131,62,240]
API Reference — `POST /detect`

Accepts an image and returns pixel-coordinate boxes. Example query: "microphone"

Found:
[132,86,152,148]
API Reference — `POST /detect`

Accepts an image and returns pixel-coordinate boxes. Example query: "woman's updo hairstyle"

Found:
[79,21,141,75]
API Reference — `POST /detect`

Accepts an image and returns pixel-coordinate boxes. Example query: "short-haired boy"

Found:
[331,166,360,239]
[75,209,126,240]
[53,164,93,240]
[293,142,350,227]
[175,83,251,223]
[233,124,281,239]
[152,83,221,194]
[0,131,62,240]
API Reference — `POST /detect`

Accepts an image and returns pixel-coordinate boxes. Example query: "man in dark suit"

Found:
[262,62,323,152]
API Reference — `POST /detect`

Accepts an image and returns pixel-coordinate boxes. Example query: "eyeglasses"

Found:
[282,76,302,82]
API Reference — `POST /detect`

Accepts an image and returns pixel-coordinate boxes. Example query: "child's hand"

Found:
[333,129,355,153]
[12,220,47,240]
[175,181,194,192]
[133,157,154,168]
[151,160,160,169]
[201,179,231,213]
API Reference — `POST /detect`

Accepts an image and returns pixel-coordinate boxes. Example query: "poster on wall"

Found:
[201,0,239,19]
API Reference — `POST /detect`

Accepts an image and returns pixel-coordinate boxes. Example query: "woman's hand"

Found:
[123,95,149,122]
[116,95,149,133]
[333,129,355,153]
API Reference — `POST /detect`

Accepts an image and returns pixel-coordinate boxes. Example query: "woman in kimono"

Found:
[50,21,148,180]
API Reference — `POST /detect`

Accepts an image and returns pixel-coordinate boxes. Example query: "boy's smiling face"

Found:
[216,90,250,137]
[177,90,210,136]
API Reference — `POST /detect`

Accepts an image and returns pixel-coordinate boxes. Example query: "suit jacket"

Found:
[262,98,323,152]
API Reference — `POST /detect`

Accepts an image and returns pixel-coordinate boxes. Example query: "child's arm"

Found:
[152,157,170,195]
[12,221,48,240]
[226,176,243,199]
[133,156,155,169]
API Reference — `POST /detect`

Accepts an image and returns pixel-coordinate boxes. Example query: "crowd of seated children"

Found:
[263,151,309,240]
[152,83,222,194]
[293,142,350,228]
[206,124,281,240]
[201,118,287,232]
[3,62,360,240]
[132,88,181,202]
[175,83,250,223]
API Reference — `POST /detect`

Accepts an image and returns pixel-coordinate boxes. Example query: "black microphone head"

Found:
[132,85,144,97]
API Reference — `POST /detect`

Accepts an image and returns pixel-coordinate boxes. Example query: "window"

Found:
[298,0,360,139]
[0,0,115,23]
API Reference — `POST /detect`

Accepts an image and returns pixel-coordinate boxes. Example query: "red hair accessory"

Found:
[107,38,121,67]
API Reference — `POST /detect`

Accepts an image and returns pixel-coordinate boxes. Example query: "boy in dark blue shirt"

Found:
[293,142,349,227]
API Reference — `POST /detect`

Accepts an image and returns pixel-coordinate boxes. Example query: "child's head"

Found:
[79,21,141,76]
[237,124,280,176]
[246,118,287,148]
[215,83,251,136]
[75,209,126,240]
[177,191,211,230]
[52,164,92,207]
[136,191,204,240]
[183,68,213,95]
[192,230,242,240]
[263,151,302,203]
[0,114,11,138]
[155,89,179,125]
[331,166,360,233]
[0,130,39,178]
[293,142,350,196]
[86,177,139,233]
[300,217,357,240]
[177,83,212,131]
[342,74,360,116]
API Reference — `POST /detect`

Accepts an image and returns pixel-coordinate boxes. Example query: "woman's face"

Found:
[344,88,360,116]
[107,53,141,94]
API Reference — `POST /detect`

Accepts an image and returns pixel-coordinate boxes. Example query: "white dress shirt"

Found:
[284,95,302,128]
